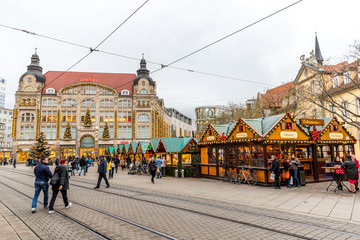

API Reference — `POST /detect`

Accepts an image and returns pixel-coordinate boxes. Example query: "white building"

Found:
[0,107,13,159]
[0,77,6,108]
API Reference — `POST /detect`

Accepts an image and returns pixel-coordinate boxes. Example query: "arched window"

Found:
[21,113,35,122]
[42,98,58,107]
[139,89,148,94]
[118,100,132,108]
[100,99,114,108]
[138,114,150,122]
[62,99,77,107]
[45,88,56,94]
[81,99,96,108]
[81,85,97,94]
[121,89,130,95]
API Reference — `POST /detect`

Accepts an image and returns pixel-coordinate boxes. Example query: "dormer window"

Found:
[28,77,32,83]
[343,71,352,84]
[332,76,339,88]
[121,89,130,95]
[45,88,56,94]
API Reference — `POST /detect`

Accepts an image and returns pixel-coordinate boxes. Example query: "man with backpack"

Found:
[31,158,53,213]
[79,156,87,176]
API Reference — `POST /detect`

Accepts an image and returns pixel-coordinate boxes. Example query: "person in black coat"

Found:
[49,159,71,213]
[148,157,157,184]
[94,156,110,189]
[271,155,281,189]
[331,156,344,190]
[342,155,358,193]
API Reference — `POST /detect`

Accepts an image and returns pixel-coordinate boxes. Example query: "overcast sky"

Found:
[1,0,360,120]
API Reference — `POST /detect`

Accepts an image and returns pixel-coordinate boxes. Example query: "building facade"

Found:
[0,77,6,108]
[12,53,194,160]
[195,105,227,138]
[0,108,13,160]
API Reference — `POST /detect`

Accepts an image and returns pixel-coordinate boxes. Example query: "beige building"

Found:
[12,53,194,160]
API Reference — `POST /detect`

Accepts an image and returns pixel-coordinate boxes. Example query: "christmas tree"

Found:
[29,132,51,160]
[63,123,72,140]
[84,108,92,126]
[102,122,110,139]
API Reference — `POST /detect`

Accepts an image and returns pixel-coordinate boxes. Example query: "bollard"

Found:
[175,169,178,178]
[181,169,184,178]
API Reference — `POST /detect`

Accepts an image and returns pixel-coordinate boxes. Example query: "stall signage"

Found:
[18,141,34,145]
[207,136,215,141]
[300,118,324,126]
[280,132,298,139]
[330,133,343,139]
[236,133,248,138]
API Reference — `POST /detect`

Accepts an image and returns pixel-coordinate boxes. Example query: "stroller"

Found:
[128,163,137,175]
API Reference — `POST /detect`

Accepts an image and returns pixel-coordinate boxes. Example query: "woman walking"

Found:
[342,155,358,193]
[120,158,125,171]
[108,159,113,179]
[49,159,71,213]
[148,157,157,184]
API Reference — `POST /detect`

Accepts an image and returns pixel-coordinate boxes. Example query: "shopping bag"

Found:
[290,177,293,185]
[282,171,290,179]
[270,173,275,180]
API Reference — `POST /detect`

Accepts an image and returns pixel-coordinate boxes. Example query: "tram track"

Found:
[3,168,360,239]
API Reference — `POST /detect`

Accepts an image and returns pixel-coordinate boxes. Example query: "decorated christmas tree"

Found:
[102,122,110,139]
[63,123,72,140]
[29,132,51,160]
[84,108,92,126]
[117,146,120,155]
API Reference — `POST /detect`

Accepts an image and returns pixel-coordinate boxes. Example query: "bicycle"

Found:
[238,167,258,186]
[219,169,232,182]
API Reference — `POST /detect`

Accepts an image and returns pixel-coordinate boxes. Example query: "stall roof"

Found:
[131,142,138,153]
[139,141,150,154]
[118,144,123,153]
[124,143,130,153]
[242,114,284,136]
[212,123,237,136]
[161,137,193,153]
[150,139,160,151]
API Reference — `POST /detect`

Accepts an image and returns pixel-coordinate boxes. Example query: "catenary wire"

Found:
[43,0,150,88]
[150,0,303,74]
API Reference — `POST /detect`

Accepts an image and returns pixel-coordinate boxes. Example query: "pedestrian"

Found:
[120,158,125,171]
[55,158,60,166]
[290,153,301,188]
[111,158,116,177]
[78,156,87,176]
[108,159,113,179]
[49,159,72,213]
[155,156,162,179]
[161,157,166,177]
[94,156,110,189]
[13,158,17,168]
[75,156,80,171]
[148,157,157,184]
[115,157,120,173]
[31,158,53,213]
[126,156,131,169]
[282,156,291,187]
[70,157,76,176]
[342,154,358,193]
[271,155,281,189]
[331,156,344,190]
[352,154,359,191]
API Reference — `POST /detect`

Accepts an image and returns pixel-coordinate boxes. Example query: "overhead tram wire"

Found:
[43,0,150,88]
[150,0,304,74]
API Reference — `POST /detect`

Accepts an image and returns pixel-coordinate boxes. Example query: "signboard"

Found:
[206,136,215,141]
[236,133,248,138]
[300,118,324,126]
[280,132,298,139]
[80,78,98,82]
[330,133,343,139]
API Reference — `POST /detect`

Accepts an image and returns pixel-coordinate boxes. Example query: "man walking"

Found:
[31,158,53,213]
[161,157,166,177]
[155,156,162,179]
[94,156,110,189]
[271,155,281,189]
[79,156,87,176]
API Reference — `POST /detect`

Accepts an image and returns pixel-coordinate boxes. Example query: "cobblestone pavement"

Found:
[0,165,359,240]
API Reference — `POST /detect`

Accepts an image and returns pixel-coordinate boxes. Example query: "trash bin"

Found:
[175,169,178,178]
[181,169,184,178]
[298,166,306,186]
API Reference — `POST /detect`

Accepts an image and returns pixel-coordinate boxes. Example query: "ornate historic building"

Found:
[12,53,194,160]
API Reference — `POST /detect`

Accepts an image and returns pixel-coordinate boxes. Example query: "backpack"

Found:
[50,172,60,185]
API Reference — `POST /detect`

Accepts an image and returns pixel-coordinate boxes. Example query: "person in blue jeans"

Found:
[290,154,301,188]
[155,156,162,178]
[31,158,53,213]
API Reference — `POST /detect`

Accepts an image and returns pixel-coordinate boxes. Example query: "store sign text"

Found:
[280,132,298,139]
[207,136,215,141]
[330,133,343,139]
[236,133,248,138]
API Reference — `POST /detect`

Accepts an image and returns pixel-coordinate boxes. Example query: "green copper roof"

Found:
[161,137,194,153]
[139,141,150,154]
[131,142,138,153]
[124,143,130,153]
[109,147,114,154]
[118,144,123,153]
[212,123,237,136]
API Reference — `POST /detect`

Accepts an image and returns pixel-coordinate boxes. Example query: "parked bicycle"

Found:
[219,168,232,182]
[237,167,258,186]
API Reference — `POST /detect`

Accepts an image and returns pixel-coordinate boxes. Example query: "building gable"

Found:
[319,117,357,143]
[227,119,261,142]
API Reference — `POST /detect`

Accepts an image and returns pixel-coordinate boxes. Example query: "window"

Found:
[81,99,96,108]
[312,109,317,119]
[99,87,114,95]
[331,124,339,132]
[99,111,114,122]
[62,99,77,107]
[142,81,146,85]
[329,104,335,117]
[139,89,148,94]
[28,77,32,83]
[45,88,56,94]
[118,126,132,139]
[80,110,95,122]
[332,76,339,88]
[42,98,58,107]
[121,89,130,95]
[342,101,349,117]
[137,126,150,139]
[21,113,35,122]
[118,111,132,122]
[41,126,57,139]
[81,85,97,94]
[100,99,114,108]
[4,111,7,114]
[282,99,288,107]
[20,126,34,139]
[61,111,76,122]
[119,100,132,108]
[138,114,150,122]
[289,96,294,105]
[238,125,244,132]
[41,111,57,122]
[357,98,360,114]
[344,71,352,84]
[282,122,295,130]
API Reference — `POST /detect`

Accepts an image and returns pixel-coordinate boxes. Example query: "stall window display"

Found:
[182,154,191,164]
[172,154,178,166]
[208,147,216,165]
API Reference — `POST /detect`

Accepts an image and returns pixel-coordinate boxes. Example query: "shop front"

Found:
[79,135,95,158]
